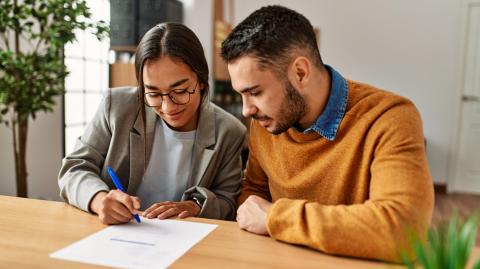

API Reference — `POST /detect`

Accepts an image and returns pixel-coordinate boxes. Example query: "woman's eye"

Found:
[173,89,187,94]
[147,93,160,97]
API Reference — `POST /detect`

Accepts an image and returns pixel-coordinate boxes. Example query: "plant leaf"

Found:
[413,239,433,269]
[446,214,460,269]
[457,215,478,268]
[472,256,480,269]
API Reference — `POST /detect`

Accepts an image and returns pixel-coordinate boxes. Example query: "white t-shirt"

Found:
[136,118,196,210]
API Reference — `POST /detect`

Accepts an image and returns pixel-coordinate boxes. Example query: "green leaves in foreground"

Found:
[402,214,480,269]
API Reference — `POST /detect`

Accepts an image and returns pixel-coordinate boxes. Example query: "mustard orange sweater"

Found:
[239,80,434,262]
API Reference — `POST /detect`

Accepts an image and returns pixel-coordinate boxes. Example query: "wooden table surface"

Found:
[0,195,478,268]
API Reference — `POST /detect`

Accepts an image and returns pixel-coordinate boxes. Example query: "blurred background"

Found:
[0,0,479,216]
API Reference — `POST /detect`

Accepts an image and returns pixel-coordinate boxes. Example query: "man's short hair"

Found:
[221,5,323,76]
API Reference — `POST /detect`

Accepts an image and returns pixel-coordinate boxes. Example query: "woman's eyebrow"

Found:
[144,78,190,91]
[169,78,189,88]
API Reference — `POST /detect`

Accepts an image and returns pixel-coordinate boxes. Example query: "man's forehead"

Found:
[228,56,272,90]
[228,55,262,72]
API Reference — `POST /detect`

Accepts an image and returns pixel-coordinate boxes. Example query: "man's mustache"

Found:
[252,114,271,121]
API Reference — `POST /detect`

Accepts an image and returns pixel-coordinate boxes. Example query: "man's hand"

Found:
[142,201,201,219]
[236,195,272,235]
[89,190,141,225]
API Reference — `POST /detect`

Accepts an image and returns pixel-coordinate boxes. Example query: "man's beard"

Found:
[254,79,308,135]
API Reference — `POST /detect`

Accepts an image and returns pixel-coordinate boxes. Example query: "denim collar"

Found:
[303,65,348,141]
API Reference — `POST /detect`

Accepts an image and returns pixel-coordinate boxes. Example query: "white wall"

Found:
[233,0,462,183]
[0,98,63,200]
[180,0,214,89]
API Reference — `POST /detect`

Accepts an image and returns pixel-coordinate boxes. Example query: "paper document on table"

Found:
[50,218,217,269]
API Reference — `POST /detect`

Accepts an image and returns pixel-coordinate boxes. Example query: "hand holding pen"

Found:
[107,167,141,223]
[88,167,142,225]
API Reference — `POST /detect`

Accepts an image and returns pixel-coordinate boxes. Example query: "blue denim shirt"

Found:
[303,65,348,141]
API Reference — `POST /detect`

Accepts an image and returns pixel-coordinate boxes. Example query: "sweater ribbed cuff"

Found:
[266,198,308,239]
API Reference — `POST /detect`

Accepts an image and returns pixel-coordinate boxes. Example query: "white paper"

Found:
[50,218,217,269]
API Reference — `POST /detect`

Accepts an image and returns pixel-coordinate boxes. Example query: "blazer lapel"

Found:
[188,101,216,187]
[127,107,156,194]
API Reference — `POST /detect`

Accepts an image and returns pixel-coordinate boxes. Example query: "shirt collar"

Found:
[303,65,348,141]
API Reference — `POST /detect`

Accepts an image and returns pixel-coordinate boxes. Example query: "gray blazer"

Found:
[58,87,247,220]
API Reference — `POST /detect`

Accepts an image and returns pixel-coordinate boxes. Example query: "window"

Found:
[64,0,110,155]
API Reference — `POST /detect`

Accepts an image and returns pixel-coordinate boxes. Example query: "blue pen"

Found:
[107,166,141,223]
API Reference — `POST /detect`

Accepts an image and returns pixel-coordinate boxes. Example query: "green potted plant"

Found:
[0,0,109,197]
[402,214,480,269]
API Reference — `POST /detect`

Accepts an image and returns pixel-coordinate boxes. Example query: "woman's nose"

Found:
[160,95,178,113]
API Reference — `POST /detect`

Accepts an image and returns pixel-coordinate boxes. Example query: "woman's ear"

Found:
[198,81,206,93]
[197,81,208,102]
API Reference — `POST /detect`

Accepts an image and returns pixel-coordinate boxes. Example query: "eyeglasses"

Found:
[144,81,198,107]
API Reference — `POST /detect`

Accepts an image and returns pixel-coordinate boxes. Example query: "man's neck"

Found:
[297,67,331,129]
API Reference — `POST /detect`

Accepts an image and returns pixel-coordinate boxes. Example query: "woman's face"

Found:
[142,56,203,132]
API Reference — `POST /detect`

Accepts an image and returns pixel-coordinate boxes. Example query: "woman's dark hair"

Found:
[134,22,209,171]
[221,5,323,78]
[135,22,209,100]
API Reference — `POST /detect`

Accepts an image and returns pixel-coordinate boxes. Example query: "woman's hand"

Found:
[89,190,141,225]
[142,201,201,219]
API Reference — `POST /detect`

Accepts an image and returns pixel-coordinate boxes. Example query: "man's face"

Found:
[228,56,308,135]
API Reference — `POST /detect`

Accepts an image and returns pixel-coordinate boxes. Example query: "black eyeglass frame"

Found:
[144,80,198,107]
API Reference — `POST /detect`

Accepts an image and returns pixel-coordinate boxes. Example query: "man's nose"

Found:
[242,98,257,118]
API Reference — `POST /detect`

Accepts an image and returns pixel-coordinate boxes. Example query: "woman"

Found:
[58,23,247,224]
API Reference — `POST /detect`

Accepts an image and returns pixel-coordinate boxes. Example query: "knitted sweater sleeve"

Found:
[265,101,434,262]
[237,123,272,205]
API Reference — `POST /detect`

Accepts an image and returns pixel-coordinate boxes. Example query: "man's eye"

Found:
[249,91,259,97]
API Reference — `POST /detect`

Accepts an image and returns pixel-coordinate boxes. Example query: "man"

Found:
[221,5,433,262]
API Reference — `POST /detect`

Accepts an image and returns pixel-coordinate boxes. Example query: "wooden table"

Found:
[0,195,478,268]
